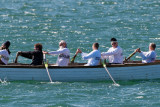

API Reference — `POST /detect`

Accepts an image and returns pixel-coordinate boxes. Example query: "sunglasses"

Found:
[111,42,117,45]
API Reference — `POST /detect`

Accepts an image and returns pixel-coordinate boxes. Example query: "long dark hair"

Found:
[3,41,11,55]
[7,49,11,55]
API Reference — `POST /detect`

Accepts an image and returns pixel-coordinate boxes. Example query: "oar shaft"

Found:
[43,53,46,60]
[71,53,77,63]
[102,61,119,86]
[103,65,117,84]
[125,48,140,62]
[43,54,53,83]
[125,52,136,61]
[45,67,53,82]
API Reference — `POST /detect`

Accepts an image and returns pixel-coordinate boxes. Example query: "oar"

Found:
[102,61,120,86]
[70,53,78,63]
[43,54,53,83]
[124,48,139,62]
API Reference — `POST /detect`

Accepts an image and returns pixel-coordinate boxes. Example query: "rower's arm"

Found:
[48,49,66,55]
[15,52,20,63]
[81,52,94,60]
[20,51,33,59]
[0,50,4,55]
[101,48,119,56]
[15,51,33,63]
[101,55,109,59]
[139,51,154,60]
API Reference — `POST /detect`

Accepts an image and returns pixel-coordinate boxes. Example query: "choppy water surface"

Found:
[0,0,160,106]
[1,80,160,107]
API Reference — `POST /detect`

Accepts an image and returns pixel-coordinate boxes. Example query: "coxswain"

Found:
[43,40,70,66]
[15,43,43,65]
[76,43,101,66]
[0,41,11,65]
[135,43,156,63]
[101,38,123,64]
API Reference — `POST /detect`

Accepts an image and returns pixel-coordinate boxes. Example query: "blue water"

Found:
[0,0,160,106]
[1,80,160,106]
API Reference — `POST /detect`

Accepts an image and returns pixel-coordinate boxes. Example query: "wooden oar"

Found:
[124,48,139,62]
[43,54,53,83]
[102,61,120,86]
[70,53,78,64]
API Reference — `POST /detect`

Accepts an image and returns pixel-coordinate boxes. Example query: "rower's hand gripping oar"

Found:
[102,60,120,86]
[43,54,53,83]
[124,48,139,62]
[71,49,82,63]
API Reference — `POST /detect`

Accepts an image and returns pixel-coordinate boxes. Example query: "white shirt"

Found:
[140,51,156,63]
[0,49,10,65]
[81,50,101,66]
[101,46,123,64]
[49,48,70,66]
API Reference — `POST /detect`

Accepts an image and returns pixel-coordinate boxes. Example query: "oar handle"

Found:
[70,53,78,63]
[43,54,48,66]
[43,54,46,63]
[43,54,46,60]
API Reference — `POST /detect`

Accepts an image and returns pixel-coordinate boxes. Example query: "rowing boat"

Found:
[0,60,160,82]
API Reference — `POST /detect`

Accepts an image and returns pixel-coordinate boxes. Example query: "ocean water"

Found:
[0,0,160,106]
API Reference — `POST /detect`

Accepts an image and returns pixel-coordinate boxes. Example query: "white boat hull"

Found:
[0,64,160,82]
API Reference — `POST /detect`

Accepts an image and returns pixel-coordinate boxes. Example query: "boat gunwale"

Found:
[0,60,160,69]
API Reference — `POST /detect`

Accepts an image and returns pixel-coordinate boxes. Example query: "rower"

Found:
[135,43,156,63]
[43,40,70,66]
[76,43,101,66]
[0,41,11,65]
[101,38,123,64]
[15,43,43,65]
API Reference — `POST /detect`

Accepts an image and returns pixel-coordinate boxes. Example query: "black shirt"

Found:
[20,50,43,65]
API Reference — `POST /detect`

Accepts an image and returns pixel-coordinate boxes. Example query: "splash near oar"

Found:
[102,60,120,86]
[43,54,53,83]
